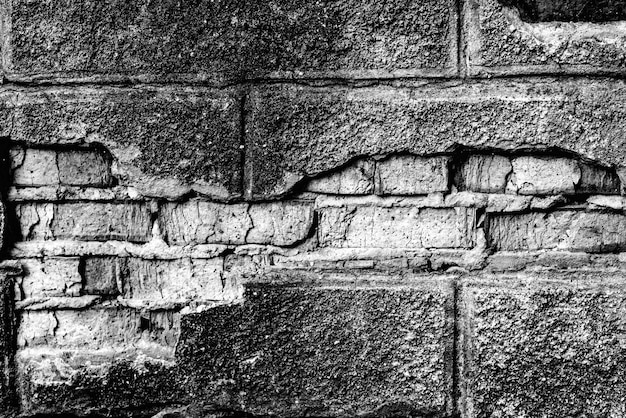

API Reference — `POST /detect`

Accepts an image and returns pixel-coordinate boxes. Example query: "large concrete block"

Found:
[6,0,457,81]
[461,273,626,418]
[465,0,626,76]
[176,272,455,417]
[245,81,626,198]
[6,87,242,199]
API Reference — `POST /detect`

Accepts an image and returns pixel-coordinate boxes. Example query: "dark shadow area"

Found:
[500,0,626,22]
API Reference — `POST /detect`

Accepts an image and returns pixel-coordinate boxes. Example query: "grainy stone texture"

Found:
[6,87,242,199]
[246,81,626,198]
[176,274,455,417]
[10,148,58,187]
[318,207,476,248]
[461,274,626,418]
[500,0,626,22]
[375,155,449,195]
[14,203,152,243]
[7,0,457,81]
[16,258,81,300]
[57,149,113,187]
[306,159,375,195]
[488,211,626,252]
[466,0,626,76]
[17,350,182,417]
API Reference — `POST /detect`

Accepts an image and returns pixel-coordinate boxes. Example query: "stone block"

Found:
[82,257,123,296]
[11,148,59,187]
[375,155,450,195]
[306,159,375,195]
[8,87,242,199]
[160,201,251,245]
[247,202,314,246]
[465,0,626,76]
[15,203,152,242]
[507,156,581,195]
[17,258,81,300]
[57,149,113,187]
[17,309,180,350]
[456,154,512,193]
[246,81,626,198]
[6,0,457,81]
[488,210,626,252]
[578,162,621,194]
[318,206,476,248]
[177,272,455,417]
[124,258,225,302]
[460,274,626,417]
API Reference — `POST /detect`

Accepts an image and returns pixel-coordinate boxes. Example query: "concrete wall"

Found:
[0,1,625,417]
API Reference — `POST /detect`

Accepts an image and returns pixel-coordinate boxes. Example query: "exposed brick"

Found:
[9,87,242,199]
[578,162,621,194]
[177,273,455,416]
[306,159,375,195]
[488,211,626,252]
[7,0,457,81]
[57,150,113,187]
[318,206,476,249]
[83,257,123,296]
[11,148,59,187]
[466,0,626,76]
[17,309,180,349]
[375,155,449,195]
[124,258,225,302]
[160,201,251,245]
[246,81,626,198]
[461,274,626,417]
[456,154,512,193]
[15,203,152,242]
[247,202,314,246]
[17,258,81,300]
[507,156,581,195]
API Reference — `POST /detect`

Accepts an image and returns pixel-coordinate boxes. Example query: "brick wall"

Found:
[1,1,626,417]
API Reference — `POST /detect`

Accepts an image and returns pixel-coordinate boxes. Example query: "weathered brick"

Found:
[466,0,626,76]
[456,154,512,193]
[461,274,626,418]
[306,159,375,195]
[17,350,182,417]
[17,258,81,300]
[11,148,59,187]
[57,149,113,187]
[82,257,123,296]
[488,211,626,252]
[318,206,476,248]
[507,156,581,195]
[247,202,314,246]
[578,162,621,194]
[125,258,225,302]
[160,201,251,245]
[18,309,180,349]
[177,273,455,416]
[246,81,626,198]
[7,0,457,81]
[375,155,449,195]
[15,203,152,242]
[8,87,242,199]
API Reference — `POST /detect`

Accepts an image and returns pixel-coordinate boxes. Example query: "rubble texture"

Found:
[2,0,626,417]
